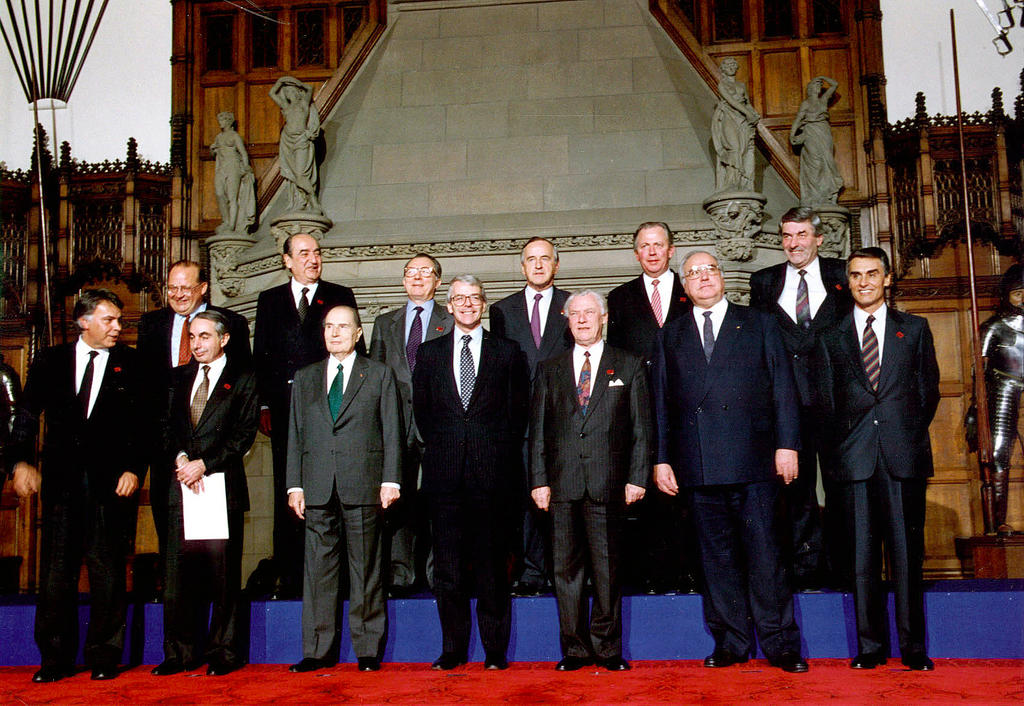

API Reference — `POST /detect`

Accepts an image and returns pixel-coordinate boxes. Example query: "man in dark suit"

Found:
[138,260,251,560]
[815,247,939,671]
[529,290,650,672]
[606,221,693,595]
[412,275,530,671]
[749,207,852,590]
[152,310,259,677]
[651,252,808,674]
[11,289,143,682]
[490,236,571,596]
[369,253,453,595]
[286,305,402,673]
[253,232,361,597]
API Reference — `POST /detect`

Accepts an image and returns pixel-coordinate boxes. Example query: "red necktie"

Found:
[177,315,191,366]
[651,280,664,327]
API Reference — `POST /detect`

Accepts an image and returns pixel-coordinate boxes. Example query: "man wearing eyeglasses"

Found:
[369,253,453,596]
[412,275,530,671]
[138,260,251,566]
[651,251,808,674]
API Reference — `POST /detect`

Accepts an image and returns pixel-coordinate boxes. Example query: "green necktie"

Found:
[328,362,344,419]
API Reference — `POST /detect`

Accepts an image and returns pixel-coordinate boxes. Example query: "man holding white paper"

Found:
[154,310,259,677]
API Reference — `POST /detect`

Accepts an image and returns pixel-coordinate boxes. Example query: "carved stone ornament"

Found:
[814,204,852,258]
[207,235,254,299]
[702,191,767,262]
[716,238,756,262]
[270,212,335,254]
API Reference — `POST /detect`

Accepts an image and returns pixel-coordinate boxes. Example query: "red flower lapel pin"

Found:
[896,331,904,339]
[113,366,122,373]
[834,284,843,291]
[316,299,324,306]
[223,383,232,390]
[436,326,444,332]
[606,369,615,376]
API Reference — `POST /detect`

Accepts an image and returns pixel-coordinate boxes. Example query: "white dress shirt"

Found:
[170,302,208,367]
[525,285,554,337]
[853,303,888,366]
[691,297,730,348]
[290,278,319,309]
[452,325,484,400]
[572,340,604,382]
[777,256,827,323]
[75,337,110,418]
[642,271,676,310]
[189,351,228,404]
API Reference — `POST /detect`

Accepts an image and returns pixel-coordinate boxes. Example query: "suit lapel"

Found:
[582,348,613,423]
[193,360,236,432]
[558,355,582,417]
[664,275,690,322]
[701,305,741,396]
[464,332,494,411]
[538,289,567,359]
[91,345,125,419]
[840,314,873,392]
[335,356,367,426]
[425,302,451,341]
[878,309,904,393]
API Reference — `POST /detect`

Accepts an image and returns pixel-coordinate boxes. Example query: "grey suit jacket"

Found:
[286,355,402,506]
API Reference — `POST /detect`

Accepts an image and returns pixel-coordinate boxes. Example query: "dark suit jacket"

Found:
[607,273,690,361]
[490,287,572,380]
[138,305,251,384]
[160,357,259,512]
[651,303,801,487]
[529,346,651,503]
[412,330,530,497]
[253,280,360,413]
[368,301,453,447]
[11,342,144,501]
[286,355,402,506]
[815,308,940,482]
[749,257,851,406]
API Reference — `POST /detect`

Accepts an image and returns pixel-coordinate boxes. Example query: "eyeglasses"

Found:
[166,285,202,295]
[404,266,437,279]
[683,264,721,280]
[449,294,483,306]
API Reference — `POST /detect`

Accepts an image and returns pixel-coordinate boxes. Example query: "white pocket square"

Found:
[608,379,624,387]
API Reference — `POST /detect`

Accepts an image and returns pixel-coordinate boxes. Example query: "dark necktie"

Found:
[190,364,210,427]
[328,362,344,419]
[177,314,191,366]
[459,334,475,410]
[577,351,591,414]
[861,314,880,390]
[530,292,543,349]
[78,350,98,418]
[406,306,424,372]
[297,287,310,324]
[651,279,664,327]
[702,311,715,363]
[795,269,811,329]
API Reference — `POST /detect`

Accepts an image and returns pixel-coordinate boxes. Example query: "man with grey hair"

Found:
[529,290,651,672]
[413,275,530,671]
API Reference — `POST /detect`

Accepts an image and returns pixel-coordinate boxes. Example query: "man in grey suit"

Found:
[286,305,402,673]
[369,253,453,595]
[530,290,651,672]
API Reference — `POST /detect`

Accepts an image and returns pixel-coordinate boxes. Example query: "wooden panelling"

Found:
[760,48,803,117]
[245,83,283,146]
[807,45,852,112]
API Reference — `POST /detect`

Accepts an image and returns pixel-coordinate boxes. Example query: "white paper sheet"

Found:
[181,473,229,540]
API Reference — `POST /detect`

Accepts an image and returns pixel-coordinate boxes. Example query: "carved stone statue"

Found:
[790,76,844,206]
[711,57,760,192]
[270,76,323,215]
[211,111,256,234]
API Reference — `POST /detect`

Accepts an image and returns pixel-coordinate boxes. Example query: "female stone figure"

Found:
[711,57,760,192]
[211,111,256,234]
[790,76,844,206]
[270,76,323,215]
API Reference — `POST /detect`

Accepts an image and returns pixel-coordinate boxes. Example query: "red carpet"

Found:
[2,660,1022,704]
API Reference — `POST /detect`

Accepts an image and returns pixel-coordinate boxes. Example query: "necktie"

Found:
[861,315,880,390]
[297,287,310,324]
[406,306,424,372]
[459,334,475,410]
[577,351,591,415]
[530,292,543,349]
[795,269,811,329]
[650,279,664,327]
[702,311,715,363]
[177,314,191,366]
[328,362,344,419]
[190,365,210,427]
[78,350,98,418]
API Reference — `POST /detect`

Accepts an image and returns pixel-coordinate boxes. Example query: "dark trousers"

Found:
[551,498,623,660]
[303,493,386,661]
[271,404,305,590]
[842,468,927,657]
[690,481,801,659]
[518,440,550,585]
[778,408,826,584]
[149,468,170,558]
[429,493,511,658]
[384,445,430,589]
[36,491,129,670]
[163,503,246,667]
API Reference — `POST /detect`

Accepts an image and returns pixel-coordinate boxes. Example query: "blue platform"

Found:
[1,581,1021,666]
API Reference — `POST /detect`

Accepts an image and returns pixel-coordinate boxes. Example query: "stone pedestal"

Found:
[955,534,1024,578]
[814,203,852,258]
[702,190,767,263]
[207,232,257,299]
[269,212,333,253]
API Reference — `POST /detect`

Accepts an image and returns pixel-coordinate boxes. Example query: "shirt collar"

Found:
[642,270,674,287]
[454,324,484,343]
[787,255,821,278]
[692,297,729,317]
[199,351,228,377]
[407,298,434,315]
[329,349,358,368]
[76,337,111,358]
[854,302,887,328]
[525,285,552,301]
[574,339,604,357]
[290,278,318,298]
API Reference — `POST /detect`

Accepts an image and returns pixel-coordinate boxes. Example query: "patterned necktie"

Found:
[861,315,880,390]
[190,365,210,427]
[702,311,715,363]
[650,279,664,327]
[577,351,591,415]
[796,269,811,329]
[530,292,543,349]
[78,350,98,418]
[459,334,475,410]
[406,306,424,372]
[177,314,191,366]
[328,362,344,419]
[297,287,310,324]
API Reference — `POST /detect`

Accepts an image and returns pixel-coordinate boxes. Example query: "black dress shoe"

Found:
[207,660,242,676]
[388,584,417,599]
[32,666,70,683]
[484,652,508,670]
[555,655,593,671]
[431,653,467,670]
[769,651,809,673]
[901,652,934,671]
[510,580,542,597]
[703,648,747,668]
[850,652,887,669]
[289,657,332,673]
[91,665,119,680]
[151,659,185,676]
[599,656,631,671]
[357,657,381,672]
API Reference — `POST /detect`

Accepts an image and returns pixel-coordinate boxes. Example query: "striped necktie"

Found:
[861,315,880,390]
